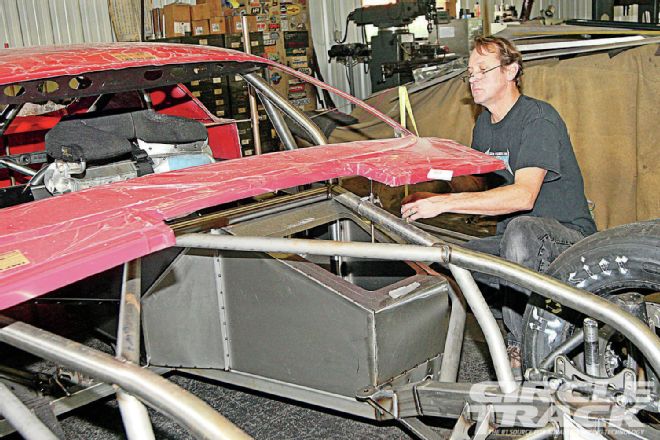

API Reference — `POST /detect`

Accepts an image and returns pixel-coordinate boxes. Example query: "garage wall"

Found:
[0,0,113,48]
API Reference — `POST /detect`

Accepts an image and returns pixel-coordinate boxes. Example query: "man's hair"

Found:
[473,36,523,88]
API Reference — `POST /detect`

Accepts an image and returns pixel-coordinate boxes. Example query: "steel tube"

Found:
[0,382,59,440]
[116,391,155,440]
[0,321,250,440]
[243,73,327,146]
[517,423,559,440]
[259,93,297,151]
[176,233,447,264]
[539,329,584,370]
[333,190,467,382]
[449,264,518,393]
[242,16,262,155]
[448,246,660,378]
[117,259,142,364]
[583,318,600,377]
[334,190,440,247]
[0,159,37,177]
[0,105,21,136]
[115,259,155,440]
[438,285,467,383]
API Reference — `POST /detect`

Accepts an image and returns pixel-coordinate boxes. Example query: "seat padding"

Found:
[46,110,207,163]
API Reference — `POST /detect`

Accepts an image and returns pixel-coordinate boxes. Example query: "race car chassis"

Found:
[0,188,659,440]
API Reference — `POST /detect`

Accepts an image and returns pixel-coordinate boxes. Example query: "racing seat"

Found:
[41,110,212,195]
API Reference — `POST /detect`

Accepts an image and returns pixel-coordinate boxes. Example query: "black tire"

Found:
[522,219,660,370]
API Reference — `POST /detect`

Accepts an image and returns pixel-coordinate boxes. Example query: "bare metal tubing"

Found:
[517,422,559,440]
[449,247,660,378]
[241,16,262,155]
[243,73,327,146]
[0,382,59,440]
[0,322,251,440]
[259,93,297,150]
[449,264,518,393]
[0,159,37,176]
[333,190,467,383]
[116,259,155,440]
[0,105,21,136]
[539,329,583,370]
[176,233,448,265]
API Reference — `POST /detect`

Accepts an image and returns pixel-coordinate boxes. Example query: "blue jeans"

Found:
[462,216,586,346]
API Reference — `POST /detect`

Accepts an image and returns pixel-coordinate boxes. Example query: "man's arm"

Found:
[401,167,547,221]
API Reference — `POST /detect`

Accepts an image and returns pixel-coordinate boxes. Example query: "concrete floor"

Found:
[51,316,495,440]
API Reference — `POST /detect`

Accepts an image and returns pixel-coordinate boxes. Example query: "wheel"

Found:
[521,219,660,371]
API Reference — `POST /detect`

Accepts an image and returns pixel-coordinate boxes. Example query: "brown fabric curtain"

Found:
[330,44,659,231]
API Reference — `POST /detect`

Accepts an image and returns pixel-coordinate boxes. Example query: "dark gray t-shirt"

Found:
[471,95,596,236]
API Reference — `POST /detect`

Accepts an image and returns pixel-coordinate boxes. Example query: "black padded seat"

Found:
[131,110,208,144]
[45,110,207,163]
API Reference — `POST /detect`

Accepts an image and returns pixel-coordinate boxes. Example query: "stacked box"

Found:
[236,118,279,156]
[224,33,265,57]
[187,76,230,119]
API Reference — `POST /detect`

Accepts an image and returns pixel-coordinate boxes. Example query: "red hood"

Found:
[0,136,503,309]
[0,43,270,86]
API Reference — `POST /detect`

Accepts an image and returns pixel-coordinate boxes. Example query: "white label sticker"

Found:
[389,282,420,299]
[427,169,453,181]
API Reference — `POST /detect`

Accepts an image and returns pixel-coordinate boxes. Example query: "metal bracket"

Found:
[449,402,474,440]
[356,385,398,418]
[554,355,637,397]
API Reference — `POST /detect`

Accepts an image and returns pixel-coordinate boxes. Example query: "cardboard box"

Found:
[229,15,258,34]
[191,3,211,21]
[163,3,191,37]
[192,19,210,36]
[209,16,226,34]
[197,0,224,17]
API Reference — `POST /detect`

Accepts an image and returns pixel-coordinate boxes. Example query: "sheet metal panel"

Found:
[0,136,504,308]
[17,0,55,47]
[0,0,23,48]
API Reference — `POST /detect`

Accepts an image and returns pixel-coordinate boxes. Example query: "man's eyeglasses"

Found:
[461,64,502,83]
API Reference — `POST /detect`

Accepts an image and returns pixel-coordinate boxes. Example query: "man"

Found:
[401,36,596,365]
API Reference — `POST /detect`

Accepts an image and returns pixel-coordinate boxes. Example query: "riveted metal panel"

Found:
[0,0,23,48]
[17,0,54,47]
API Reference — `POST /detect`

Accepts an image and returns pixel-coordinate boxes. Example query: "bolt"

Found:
[614,393,629,407]
[548,378,563,390]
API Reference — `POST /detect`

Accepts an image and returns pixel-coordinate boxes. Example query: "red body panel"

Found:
[0,43,266,86]
[0,137,503,309]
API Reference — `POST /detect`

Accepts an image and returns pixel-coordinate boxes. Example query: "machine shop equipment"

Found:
[329,0,452,93]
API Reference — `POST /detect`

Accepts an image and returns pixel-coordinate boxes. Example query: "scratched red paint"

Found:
[0,137,503,308]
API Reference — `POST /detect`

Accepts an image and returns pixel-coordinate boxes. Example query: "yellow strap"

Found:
[398,85,419,136]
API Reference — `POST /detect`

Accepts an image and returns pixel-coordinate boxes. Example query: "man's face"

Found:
[467,47,512,107]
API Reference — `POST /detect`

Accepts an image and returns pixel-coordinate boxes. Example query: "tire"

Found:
[521,219,660,370]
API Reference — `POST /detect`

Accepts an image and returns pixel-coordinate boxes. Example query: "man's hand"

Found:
[401,194,450,222]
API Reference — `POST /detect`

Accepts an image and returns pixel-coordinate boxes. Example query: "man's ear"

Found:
[505,63,519,81]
